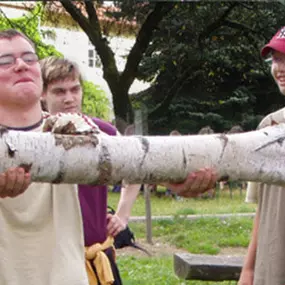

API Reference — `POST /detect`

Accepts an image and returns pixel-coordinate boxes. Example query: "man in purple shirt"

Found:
[40,56,141,284]
[40,56,217,284]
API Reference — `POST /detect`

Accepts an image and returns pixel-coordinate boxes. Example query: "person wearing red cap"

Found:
[239,27,285,285]
[261,27,285,57]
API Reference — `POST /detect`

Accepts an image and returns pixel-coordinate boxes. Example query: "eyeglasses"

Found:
[0,52,39,68]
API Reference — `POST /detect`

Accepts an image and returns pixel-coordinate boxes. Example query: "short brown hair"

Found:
[40,56,82,91]
[0,29,35,49]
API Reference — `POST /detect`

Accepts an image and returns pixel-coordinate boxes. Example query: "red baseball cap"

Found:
[261,27,285,57]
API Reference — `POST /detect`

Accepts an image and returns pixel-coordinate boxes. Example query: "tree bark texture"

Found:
[1,123,285,185]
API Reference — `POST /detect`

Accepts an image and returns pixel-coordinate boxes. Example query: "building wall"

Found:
[41,27,150,106]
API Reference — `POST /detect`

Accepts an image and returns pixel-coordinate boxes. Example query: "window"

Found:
[88,49,94,58]
[88,59,94,67]
[88,49,101,68]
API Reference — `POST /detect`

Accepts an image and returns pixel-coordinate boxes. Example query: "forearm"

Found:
[115,182,141,223]
[242,209,259,271]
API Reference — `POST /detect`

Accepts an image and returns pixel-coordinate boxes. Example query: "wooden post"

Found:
[134,106,153,244]
[229,183,233,199]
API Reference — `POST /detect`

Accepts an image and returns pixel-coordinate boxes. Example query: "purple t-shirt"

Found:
[78,118,116,246]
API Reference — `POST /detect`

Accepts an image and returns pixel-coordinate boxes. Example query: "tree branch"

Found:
[60,1,120,88]
[149,65,203,119]
[59,1,90,32]
[223,19,262,36]
[239,2,254,10]
[3,123,285,186]
[0,8,18,29]
[84,1,101,30]
[222,19,267,54]
[120,2,175,92]
[198,3,238,41]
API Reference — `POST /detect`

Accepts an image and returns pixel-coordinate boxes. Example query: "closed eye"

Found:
[71,86,81,93]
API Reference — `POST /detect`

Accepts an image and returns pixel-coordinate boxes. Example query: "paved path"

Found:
[129,212,255,222]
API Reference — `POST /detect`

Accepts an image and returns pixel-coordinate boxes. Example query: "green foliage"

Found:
[0,4,61,59]
[135,2,285,134]
[82,81,110,120]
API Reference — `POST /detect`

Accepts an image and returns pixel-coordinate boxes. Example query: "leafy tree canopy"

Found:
[0,4,61,59]
[82,81,110,120]
[135,2,285,134]
[5,2,285,134]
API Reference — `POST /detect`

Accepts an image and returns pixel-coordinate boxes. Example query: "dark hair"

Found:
[0,29,36,49]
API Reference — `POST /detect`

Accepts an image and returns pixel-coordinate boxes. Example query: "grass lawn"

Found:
[108,186,257,216]
[129,217,253,254]
[108,187,255,284]
[116,217,252,284]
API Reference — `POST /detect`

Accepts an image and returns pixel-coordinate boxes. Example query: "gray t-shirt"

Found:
[246,107,285,285]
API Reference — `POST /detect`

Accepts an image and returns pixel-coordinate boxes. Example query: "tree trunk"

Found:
[59,1,175,132]
[111,87,133,133]
[2,124,285,185]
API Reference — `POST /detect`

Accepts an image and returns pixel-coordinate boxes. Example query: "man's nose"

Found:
[13,58,29,72]
[64,92,74,103]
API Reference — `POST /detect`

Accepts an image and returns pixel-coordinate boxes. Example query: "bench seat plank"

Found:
[174,253,244,281]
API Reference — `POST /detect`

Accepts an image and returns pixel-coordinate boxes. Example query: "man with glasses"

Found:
[0,29,91,285]
[0,28,217,285]
[0,52,38,67]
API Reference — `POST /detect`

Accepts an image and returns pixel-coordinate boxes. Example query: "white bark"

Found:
[1,123,285,185]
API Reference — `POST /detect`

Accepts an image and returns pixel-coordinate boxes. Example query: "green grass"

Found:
[117,256,238,285]
[108,187,254,284]
[107,188,257,217]
[129,217,253,254]
[116,217,250,284]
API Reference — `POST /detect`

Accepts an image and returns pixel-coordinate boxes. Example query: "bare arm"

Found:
[107,183,141,236]
[115,183,141,224]
[238,209,259,285]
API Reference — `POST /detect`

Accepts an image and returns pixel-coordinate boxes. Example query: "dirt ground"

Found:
[115,238,247,258]
[116,238,188,258]
[219,247,247,256]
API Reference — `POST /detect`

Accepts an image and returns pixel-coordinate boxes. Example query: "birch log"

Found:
[1,123,285,185]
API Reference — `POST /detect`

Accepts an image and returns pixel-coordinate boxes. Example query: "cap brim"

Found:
[261,42,285,57]
[261,45,272,57]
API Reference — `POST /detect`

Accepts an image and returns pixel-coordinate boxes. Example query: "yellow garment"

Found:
[85,236,116,285]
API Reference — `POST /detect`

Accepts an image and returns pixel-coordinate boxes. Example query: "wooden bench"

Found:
[174,253,244,281]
